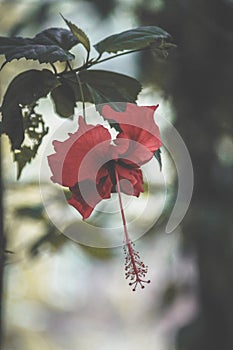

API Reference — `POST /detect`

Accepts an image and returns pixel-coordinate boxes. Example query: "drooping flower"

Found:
[48,103,162,290]
[48,104,161,219]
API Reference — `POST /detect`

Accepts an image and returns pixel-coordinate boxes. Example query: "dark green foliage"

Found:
[1,69,58,150]
[0,18,172,177]
[0,28,79,66]
[51,79,77,118]
[62,16,91,54]
[52,70,142,116]
[77,70,142,108]
[94,26,171,55]
[14,108,49,179]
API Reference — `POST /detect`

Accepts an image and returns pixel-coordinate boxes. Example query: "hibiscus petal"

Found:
[68,171,112,219]
[102,103,162,165]
[48,116,112,187]
[102,103,159,132]
[114,136,154,166]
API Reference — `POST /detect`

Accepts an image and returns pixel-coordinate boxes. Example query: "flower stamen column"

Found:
[115,168,150,291]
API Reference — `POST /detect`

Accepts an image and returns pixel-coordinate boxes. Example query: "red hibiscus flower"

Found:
[48,103,161,290]
[48,103,161,219]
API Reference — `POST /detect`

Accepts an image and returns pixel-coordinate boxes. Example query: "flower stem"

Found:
[76,73,86,122]
[115,168,150,291]
[67,61,86,122]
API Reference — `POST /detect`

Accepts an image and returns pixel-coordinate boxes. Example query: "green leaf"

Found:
[0,27,79,65]
[154,148,162,170]
[2,105,24,151]
[94,26,171,55]
[14,110,49,179]
[14,146,36,179]
[51,78,76,118]
[53,70,141,115]
[62,15,91,54]
[1,69,59,149]
[64,70,142,110]
[2,69,59,106]
[151,41,177,60]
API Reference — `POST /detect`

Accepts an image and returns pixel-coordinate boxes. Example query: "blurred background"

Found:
[0,1,233,349]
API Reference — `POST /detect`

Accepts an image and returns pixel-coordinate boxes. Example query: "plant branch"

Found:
[50,63,57,75]
[91,47,144,66]
[85,50,90,65]
[58,47,151,77]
